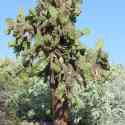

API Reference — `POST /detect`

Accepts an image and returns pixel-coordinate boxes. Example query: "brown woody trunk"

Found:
[52,89,69,125]
[50,71,69,125]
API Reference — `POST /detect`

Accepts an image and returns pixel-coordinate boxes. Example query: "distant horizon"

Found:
[0,0,125,65]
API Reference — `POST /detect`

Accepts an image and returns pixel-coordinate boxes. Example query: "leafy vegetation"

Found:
[0,0,125,125]
[1,58,125,125]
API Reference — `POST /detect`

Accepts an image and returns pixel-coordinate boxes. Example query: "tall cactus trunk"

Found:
[50,67,69,125]
[51,89,69,125]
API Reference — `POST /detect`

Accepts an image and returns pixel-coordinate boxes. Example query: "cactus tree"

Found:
[6,0,109,125]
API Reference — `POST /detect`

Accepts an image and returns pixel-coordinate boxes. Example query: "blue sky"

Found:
[0,0,125,64]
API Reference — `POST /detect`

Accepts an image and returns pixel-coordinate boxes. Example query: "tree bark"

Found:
[50,72,69,125]
[52,90,69,125]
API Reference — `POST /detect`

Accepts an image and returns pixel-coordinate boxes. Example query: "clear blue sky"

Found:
[0,0,125,64]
